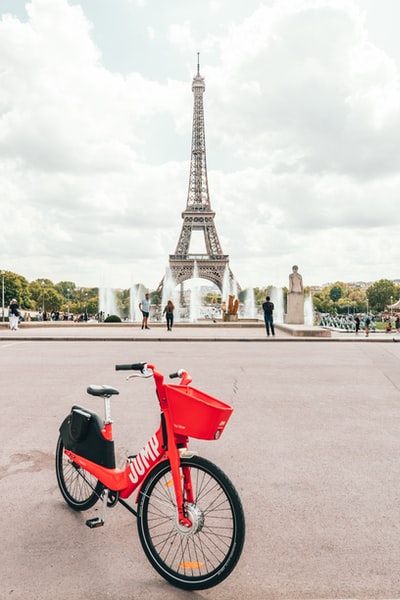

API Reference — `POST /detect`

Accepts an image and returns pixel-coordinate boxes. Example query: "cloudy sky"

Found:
[1,0,400,291]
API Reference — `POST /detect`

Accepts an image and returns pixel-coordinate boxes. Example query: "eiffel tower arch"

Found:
[161,56,239,294]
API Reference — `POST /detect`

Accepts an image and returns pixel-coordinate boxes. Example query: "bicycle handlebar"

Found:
[169,370,183,379]
[169,369,192,385]
[115,362,147,372]
[115,362,193,385]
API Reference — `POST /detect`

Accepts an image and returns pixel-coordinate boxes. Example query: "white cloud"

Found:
[0,0,400,291]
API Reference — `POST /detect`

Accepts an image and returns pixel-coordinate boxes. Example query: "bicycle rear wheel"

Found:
[137,455,245,590]
[55,436,104,511]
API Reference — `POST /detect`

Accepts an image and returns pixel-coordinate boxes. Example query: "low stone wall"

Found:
[276,324,331,337]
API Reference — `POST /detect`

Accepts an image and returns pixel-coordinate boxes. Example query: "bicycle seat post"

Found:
[84,384,118,441]
[102,396,113,441]
[104,396,112,424]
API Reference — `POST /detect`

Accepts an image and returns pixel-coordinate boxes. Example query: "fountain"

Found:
[231,278,238,302]
[221,267,239,311]
[221,267,231,307]
[99,277,119,319]
[243,288,256,319]
[189,262,201,322]
[130,283,145,323]
[161,268,181,323]
[270,287,284,324]
[304,294,314,326]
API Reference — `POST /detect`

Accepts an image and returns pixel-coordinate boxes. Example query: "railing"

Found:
[169,254,228,261]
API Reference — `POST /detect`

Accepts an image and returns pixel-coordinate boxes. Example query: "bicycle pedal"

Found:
[86,517,105,529]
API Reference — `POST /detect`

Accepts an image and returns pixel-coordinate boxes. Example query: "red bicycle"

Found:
[55,362,245,590]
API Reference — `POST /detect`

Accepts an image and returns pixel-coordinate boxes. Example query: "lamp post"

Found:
[67,288,70,320]
[41,280,45,314]
[1,270,4,322]
[390,296,393,318]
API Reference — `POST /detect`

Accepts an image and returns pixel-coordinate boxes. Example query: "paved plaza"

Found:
[1,324,400,599]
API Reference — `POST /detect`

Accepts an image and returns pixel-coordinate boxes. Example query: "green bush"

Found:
[104,314,121,323]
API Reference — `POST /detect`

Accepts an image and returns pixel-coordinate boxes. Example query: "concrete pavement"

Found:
[1,327,400,599]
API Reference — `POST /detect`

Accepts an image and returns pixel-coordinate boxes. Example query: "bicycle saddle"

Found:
[87,385,119,397]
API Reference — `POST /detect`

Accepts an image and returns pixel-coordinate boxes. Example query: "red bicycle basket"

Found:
[164,384,233,440]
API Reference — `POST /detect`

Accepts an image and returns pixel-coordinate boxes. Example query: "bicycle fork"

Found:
[169,447,196,529]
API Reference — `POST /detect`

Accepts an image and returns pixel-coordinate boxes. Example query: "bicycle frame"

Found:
[63,363,194,527]
[57,361,245,591]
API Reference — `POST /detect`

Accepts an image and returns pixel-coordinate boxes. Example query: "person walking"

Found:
[8,299,20,331]
[139,293,151,330]
[262,295,275,337]
[364,314,371,337]
[163,299,175,331]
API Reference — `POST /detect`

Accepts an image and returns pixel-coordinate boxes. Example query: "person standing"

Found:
[163,299,175,331]
[8,299,20,331]
[262,295,275,337]
[354,315,360,335]
[139,293,151,330]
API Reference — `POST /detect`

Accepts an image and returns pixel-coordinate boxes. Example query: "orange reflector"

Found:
[180,562,204,569]
[164,475,184,488]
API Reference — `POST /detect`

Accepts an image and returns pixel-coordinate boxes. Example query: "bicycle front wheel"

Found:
[55,436,104,511]
[137,455,245,590]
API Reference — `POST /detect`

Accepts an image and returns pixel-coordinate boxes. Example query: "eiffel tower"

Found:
[166,55,238,292]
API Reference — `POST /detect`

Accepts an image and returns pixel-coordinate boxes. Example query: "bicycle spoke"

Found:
[56,437,103,511]
[138,457,244,589]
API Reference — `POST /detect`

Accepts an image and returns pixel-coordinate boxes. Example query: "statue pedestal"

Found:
[285,293,304,324]
[223,314,238,322]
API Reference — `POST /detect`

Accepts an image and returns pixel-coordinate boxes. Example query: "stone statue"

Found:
[285,264,304,324]
[288,265,303,294]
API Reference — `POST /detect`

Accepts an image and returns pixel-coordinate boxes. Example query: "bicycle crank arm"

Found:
[86,488,110,528]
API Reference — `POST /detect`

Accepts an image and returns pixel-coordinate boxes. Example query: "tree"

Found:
[253,287,269,306]
[2,271,33,309]
[366,279,397,313]
[44,288,65,312]
[29,279,64,312]
[86,298,98,316]
[116,289,130,319]
[0,271,32,309]
[329,284,343,304]
[150,290,162,306]
[313,282,366,315]
[204,292,221,305]
[347,289,367,314]
[29,280,44,309]
[55,281,77,301]
[313,287,334,313]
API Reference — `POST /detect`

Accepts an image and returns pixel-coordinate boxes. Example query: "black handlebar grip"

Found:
[115,362,146,371]
[169,371,180,379]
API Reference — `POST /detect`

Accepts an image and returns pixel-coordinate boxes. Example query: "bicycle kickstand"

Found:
[86,489,109,529]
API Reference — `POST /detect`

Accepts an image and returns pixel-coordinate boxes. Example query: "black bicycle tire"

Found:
[136,455,245,590]
[55,436,104,511]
